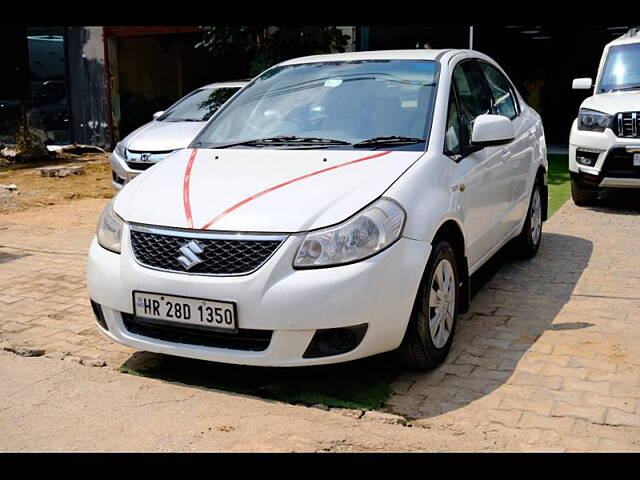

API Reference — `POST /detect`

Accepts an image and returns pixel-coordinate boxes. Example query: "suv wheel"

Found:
[398,240,459,370]
[571,178,598,206]
[512,181,543,259]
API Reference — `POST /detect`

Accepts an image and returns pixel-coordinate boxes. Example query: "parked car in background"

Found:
[570,27,640,205]
[110,80,249,189]
[89,49,547,369]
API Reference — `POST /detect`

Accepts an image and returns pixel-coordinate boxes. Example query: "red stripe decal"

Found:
[200,150,391,230]
[183,148,198,229]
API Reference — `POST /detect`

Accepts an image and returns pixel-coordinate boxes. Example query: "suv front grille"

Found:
[129,225,286,276]
[616,112,640,138]
[122,313,272,351]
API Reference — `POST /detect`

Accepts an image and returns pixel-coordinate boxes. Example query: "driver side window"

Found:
[444,89,462,159]
[452,60,492,150]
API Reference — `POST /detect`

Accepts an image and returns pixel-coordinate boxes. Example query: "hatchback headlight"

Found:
[293,198,405,268]
[577,109,612,132]
[97,200,124,254]
[114,142,127,159]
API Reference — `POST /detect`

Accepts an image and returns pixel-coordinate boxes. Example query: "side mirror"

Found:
[572,78,593,90]
[471,114,515,147]
[152,111,165,120]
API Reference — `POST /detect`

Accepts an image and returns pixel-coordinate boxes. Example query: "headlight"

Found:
[114,142,127,159]
[293,198,405,268]
[97,200,124,254]
[577,109,612,132]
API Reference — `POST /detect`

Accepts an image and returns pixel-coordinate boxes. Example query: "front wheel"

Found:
[571,178,598,206]
[512,181,543,259]
[398,240,459,370]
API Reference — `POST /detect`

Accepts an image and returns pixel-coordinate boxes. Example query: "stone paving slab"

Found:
[1,196,640,450]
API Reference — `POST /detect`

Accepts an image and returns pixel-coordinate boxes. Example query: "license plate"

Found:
[133,291,237,331]
[634,153,640,167]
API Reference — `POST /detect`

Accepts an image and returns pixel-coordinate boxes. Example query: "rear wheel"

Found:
[512,181,543,260]
[398,240,459,370]
[571,178,598,206]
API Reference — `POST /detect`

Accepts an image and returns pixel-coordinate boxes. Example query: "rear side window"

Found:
[478,62,518,120]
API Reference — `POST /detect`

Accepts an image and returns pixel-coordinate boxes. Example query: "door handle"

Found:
[502,150,512,159]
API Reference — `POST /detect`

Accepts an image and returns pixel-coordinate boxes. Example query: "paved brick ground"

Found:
[386,196,640,450]
[1,196,640,451]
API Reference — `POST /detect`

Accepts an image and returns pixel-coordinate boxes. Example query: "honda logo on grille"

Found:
[140,153,151,162]
[177,240,204,270]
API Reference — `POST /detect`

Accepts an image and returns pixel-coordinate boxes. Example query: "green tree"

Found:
[196,26,351,76]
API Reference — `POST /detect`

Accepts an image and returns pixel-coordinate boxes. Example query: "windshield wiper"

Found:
[609,85,640,92]
[202,135,351,149]
[352,136,425,149]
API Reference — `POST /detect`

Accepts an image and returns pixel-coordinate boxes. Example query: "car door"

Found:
[446,60,509,269]
[477,60,535,233]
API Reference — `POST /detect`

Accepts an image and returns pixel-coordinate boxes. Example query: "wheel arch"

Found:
[431,218,470,314]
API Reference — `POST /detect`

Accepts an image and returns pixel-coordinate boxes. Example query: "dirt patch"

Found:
[0,153,114,215]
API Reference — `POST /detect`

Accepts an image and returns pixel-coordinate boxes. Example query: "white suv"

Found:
[570,28,640,204]
[88,49,548,369]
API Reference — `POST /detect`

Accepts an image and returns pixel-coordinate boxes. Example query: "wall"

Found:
[66,26,110,146]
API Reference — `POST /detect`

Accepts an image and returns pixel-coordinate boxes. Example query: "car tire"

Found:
[571,178,598,206]
[398,240,459,370]
[512,180,543,260]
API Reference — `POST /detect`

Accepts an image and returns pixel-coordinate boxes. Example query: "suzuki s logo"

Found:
[177,240,204,270]
[140,153,151,162]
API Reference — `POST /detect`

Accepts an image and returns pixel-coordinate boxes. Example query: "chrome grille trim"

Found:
[128,224,288,277]
[130,224,287,242]
[616,112,640,138]
[125,149,176,171]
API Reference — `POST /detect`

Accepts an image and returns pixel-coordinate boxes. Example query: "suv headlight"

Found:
[577,109,612,132]
[114,142,127,159]
[97,200,124,254]
[293,198,405,268]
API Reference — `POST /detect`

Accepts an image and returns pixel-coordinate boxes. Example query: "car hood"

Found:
[581,91,640,115]
[114,148,423,232]
[122,120,207,151]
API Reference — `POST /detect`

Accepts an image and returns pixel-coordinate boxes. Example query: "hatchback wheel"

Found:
[398,240,459,370]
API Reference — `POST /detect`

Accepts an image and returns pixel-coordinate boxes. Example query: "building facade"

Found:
[0,26,630,149]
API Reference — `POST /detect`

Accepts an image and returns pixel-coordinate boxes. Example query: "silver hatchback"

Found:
[110,80,249,189]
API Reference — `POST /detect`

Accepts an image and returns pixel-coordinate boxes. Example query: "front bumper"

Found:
[110,151,140,190]
[87,226,431,367]
[569,123,640,189]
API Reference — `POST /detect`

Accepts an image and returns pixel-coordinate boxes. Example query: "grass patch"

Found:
[119,351,398,410]
[547,154,571,217]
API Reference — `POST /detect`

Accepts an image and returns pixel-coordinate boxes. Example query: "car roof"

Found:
[277,49,459,66]
[200,80,251,89]
[606,28,640,48]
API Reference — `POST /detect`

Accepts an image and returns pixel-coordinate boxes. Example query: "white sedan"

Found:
[88,49,548,369]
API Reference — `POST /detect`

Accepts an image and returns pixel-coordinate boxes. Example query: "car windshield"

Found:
[193,60,439,150]
[598,43,640,93]
[159,87,241,122]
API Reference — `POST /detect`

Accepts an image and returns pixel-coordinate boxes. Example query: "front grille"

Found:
[125,149,175,171]
[126,161,155,171]
[122,313,272,351]
[129,225,285,275]
[601,148,640,178]
[616,112,640,138]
